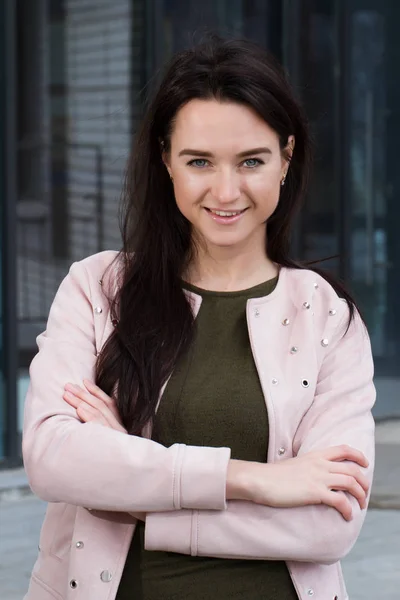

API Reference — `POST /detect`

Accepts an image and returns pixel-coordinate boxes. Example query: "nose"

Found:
[211,169,241,205]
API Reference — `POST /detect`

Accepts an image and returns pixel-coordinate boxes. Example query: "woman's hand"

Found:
[227,445,370,521]
[63,381,145,522]
[63,379,127,434]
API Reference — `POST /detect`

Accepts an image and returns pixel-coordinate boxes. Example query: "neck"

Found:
[186,235,278,292]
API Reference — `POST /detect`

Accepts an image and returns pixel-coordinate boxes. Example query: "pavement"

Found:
[0,419,399,599]
[369,420,400,509]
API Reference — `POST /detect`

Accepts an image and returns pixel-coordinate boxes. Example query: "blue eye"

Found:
[243,158,263,168]
[188,159,209,168]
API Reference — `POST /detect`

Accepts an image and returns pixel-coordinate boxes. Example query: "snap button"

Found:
[301,379,309,388]
[70,579,78,589]
[307,589,314,597]
[321,338,329,347]
[76,541,84,549]
[329,309,337,316]
[278,447,286,456]
[271,378,278,385]
[303,302,311,309]
[100,570,112,583]
[290,346,298,354]
[254,308,260,317]
[94,306,103,314]
[282,318,290,326]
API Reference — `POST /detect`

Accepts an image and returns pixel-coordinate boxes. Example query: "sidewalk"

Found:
[370,419,400,508]
[2,420,400,505]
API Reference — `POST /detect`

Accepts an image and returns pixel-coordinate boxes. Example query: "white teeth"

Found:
[211,210,242,217]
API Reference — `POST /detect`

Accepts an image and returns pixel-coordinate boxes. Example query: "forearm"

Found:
[23,411,230,512]
[144,494,367,565]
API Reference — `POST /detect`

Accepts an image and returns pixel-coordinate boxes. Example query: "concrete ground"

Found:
[1,419,399,599]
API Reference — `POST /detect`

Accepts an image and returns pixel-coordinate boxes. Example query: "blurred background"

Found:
[1,0,400,465]
[0,1,399,598]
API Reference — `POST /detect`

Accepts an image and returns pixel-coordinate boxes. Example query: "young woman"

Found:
[23,36,375,600]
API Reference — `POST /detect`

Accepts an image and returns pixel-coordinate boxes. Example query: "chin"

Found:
[204,233,249,249]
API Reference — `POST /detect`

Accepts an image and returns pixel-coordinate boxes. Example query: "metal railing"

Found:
[16,140,104,323]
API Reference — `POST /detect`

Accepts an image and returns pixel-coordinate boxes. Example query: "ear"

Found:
[286,135,295,160]
[161,147,172,178]
[281,135,295,171]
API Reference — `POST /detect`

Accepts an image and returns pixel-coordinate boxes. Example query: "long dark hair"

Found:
[96,36,359,436]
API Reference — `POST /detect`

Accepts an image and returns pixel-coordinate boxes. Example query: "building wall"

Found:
[1,0,399,465]
[66,0,133,260]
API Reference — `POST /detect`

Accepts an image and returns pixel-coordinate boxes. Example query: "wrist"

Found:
[226,459,257,501]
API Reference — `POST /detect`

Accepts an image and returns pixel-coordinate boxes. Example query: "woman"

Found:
[23,36,375,600]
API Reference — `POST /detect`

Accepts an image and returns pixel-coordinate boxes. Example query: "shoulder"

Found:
[282,266,353,336]
[283,267,345,309]
[68,250,123,296]
[75,250,121,278]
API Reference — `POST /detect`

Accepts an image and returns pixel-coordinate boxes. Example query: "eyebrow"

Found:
[178,147,273,158]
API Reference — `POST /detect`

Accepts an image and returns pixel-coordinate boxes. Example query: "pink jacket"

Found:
[23,250,375,600]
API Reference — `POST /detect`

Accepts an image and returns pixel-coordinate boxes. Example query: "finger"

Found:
[63,390,80,408]
[76,402,109,427]
[329,462,370,494]
[64,385,125,432]
[64,383,90,402]
[329,475,367,510]
[325,445,369,468]
[65,385,107,414]
[81,380,121,423]
[323,490,353,521]
[83,379,115,407]
[83,379,125,424]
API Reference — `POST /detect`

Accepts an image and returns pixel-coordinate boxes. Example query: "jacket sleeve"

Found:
[22,260,230,512]
[144,307,376,564]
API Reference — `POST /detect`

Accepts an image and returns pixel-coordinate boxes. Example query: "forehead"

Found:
[171,99,280,152]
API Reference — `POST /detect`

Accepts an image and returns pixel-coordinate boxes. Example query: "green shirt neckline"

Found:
[182,275,279,298]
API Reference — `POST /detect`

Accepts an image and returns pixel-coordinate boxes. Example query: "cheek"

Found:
[172,171,204,211]
[245,172,281,205]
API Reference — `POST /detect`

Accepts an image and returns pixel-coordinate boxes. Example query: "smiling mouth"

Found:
[205,208,248,217]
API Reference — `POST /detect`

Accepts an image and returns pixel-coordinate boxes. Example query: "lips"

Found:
[204,207,248,225]
[205,208,248,216]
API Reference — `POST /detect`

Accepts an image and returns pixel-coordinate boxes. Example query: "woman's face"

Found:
[164,99,294,253]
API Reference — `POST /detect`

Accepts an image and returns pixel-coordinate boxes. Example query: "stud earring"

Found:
[281,173,287,186]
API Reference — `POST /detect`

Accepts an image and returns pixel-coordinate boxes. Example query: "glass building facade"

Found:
[1,0,399,466]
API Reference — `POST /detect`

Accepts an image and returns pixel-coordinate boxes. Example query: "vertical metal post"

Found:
[96,146,104,252]
[2,0,19,465]
[335,0,352,284]
[282,0,304,261]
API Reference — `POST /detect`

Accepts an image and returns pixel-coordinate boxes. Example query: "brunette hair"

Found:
[96,35,359,435]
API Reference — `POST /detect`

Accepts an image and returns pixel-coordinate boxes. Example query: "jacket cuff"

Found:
[178,445,231,510]
[145,510,193,555]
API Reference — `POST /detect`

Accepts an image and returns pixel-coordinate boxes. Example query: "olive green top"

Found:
[116,277,298,600]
